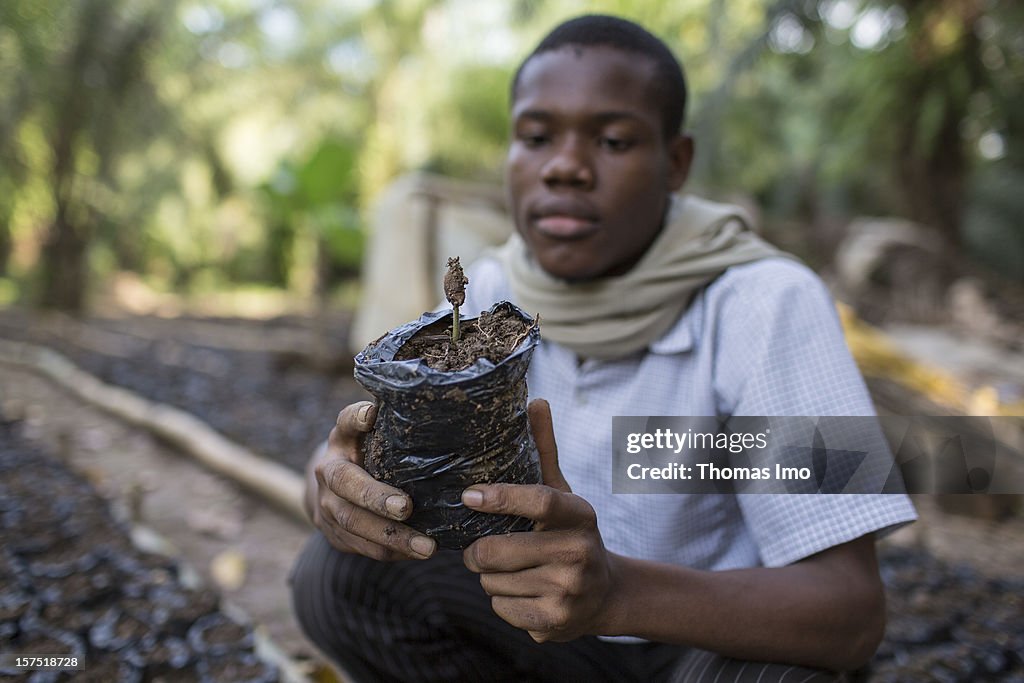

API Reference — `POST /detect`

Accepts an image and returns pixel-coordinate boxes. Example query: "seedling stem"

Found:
[443,257,469,345]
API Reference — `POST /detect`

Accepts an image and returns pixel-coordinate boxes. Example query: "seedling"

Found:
[443,256,469,343]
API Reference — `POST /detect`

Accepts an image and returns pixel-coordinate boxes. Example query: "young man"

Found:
[291,15,916,683]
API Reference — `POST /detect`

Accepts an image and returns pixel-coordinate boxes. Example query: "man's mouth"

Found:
[530,200,600,239]
[533,214,598,239]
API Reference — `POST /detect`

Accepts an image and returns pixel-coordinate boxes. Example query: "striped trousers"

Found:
[290,533,840,683]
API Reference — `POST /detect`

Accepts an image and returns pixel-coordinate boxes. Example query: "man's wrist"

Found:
[594,551,634,637]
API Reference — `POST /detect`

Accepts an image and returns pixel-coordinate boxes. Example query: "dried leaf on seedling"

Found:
[443,257,469,308]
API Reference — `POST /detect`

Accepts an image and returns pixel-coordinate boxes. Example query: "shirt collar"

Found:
[648,295,701,355]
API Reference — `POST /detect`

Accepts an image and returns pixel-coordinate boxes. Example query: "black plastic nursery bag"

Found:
[354,302,541,549]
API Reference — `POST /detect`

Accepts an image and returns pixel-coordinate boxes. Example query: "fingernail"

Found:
[385,494,407,518]
[358,404,372,424]
[410,535,435,557]
[462,489,483,507]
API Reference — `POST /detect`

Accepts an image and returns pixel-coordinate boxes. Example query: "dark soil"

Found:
[865,545,1024,681]
[200,651,278,682]
[68,652,140,682]
[0,418,278,682]
[188,612,252,655]
[394,305,536,371]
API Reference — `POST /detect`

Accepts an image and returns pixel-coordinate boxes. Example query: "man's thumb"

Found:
[528,399,570,493]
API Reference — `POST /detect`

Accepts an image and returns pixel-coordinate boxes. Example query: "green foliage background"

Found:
[0,0,1020,310]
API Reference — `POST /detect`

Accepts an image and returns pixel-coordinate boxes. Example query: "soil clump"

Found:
[394,305,537,372]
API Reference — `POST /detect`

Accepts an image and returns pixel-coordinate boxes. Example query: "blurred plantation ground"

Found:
[0,0,1021,319]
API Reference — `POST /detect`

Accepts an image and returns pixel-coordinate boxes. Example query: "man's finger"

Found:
[528,399,570,493]
[462,483,593,530]
[317,457,411,521]
[328,401,377,464]
[322,529,408,563]
[463,532,553,573]
[322,499,436,559]
[490,596,561,634]
[477,567,550,597]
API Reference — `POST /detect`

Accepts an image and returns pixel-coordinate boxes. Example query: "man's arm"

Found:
[603,536,884,670]
[462,400,885,672]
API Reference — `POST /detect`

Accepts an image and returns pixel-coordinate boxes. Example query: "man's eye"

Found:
[599,136,633,151]
[520,133,549,148]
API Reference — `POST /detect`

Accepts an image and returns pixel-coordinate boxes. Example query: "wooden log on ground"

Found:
[0,338,308,526]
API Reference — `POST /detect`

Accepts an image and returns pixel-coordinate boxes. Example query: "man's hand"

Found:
[308,401,437,561]
[460,399,888,670]
[461,399,620,642]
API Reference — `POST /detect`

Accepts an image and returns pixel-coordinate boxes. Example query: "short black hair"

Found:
[511,14,688,138]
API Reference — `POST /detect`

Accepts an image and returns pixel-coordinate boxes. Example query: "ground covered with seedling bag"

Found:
[0,418,279,683]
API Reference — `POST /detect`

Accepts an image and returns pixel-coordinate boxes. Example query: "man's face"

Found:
[505,45,692,281]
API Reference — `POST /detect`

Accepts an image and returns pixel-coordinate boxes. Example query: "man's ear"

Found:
[666,134,694,192]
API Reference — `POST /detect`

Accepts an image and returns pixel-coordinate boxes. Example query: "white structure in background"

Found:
[350,173,513,353]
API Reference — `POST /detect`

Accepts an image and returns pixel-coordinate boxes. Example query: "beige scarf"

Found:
[496,194,796,360]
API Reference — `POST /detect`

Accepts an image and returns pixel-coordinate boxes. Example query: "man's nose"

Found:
[541,136,594,189]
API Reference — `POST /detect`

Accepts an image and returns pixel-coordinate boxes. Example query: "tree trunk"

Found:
[39,97,88,313]
[895,0,986,248]
[39,210,89,313]
[0,219,10,278]
[311,233,331,369]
